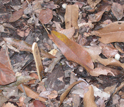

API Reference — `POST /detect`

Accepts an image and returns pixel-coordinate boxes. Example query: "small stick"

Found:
[32,42,44,81]
[41,23,50,34]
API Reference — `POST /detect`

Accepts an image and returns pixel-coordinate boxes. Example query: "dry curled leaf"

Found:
[91,21,124,44]
[48,31,94,74]
[89,5,111,22]
[111,2,123,20]
[100,43,118,58]
[87,0,101,8]
[18,84,47,103]
[3,38,55,58]
[84,46,124,71]
[39,8,53,24]
[83,85,97,107]
[59,80,83,106]
[91,66,115,76]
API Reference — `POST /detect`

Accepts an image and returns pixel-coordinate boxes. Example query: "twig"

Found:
[41,23,50,34]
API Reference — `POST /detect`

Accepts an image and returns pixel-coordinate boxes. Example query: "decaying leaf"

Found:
[0,62,16,85]
[89,5,111,22]
[0,44,16,85]
[18,84,47,103]
[9,1,28,22]
[84,46,124,69]
[59,80,83,106]
[17,28,30,37]
[91,21,124,43]
[9,9,24,22]
[0,75,35,89]
[87,0,101,8]
[111,2,123,20]
[99,43,118,58]
[0,43,13,70]
[3,38,55,58]
[65,5,79,29]
[39,8,53,24]
[44,65,65,91]
[48,31,94,74]
[83,85,97,107]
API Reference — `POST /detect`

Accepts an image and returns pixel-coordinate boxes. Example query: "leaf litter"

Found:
[1,0,124,107]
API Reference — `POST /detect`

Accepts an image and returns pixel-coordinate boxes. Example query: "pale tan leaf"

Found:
[83,85,97,107]
[32,42,44,81]
[65,5,79,29]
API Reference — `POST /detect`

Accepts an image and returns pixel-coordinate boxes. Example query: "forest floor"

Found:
[1,0,124,107]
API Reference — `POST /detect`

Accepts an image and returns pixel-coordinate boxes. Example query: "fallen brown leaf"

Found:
[89,5,111,22]
[84,46,124,70]
[9,9,24,22]
[59,27,75,39]
[9,1,28,22]
[59,80,83,106]
[48,31,94,74]
[17,28,30,37]
[18,84,47,103]
[87,0,101,8]
[83,85,97,107]
[99,43,118,58]
[33,100,46,107]
[91,21,124,43]
[0,44,16,85]
[0,43,13,70]
[39,8,53,24]
[111,2,123,20]
[0,62,16,85]
[91,66,115,76]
